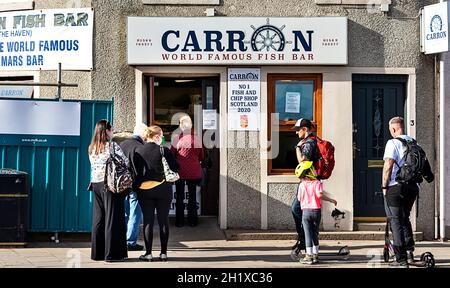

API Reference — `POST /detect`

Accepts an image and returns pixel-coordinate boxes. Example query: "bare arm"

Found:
[296,147,307,163]
[382,158,395,195]
[319,193,337,206]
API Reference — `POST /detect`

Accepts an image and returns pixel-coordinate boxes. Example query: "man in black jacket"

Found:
[119,123,147,251]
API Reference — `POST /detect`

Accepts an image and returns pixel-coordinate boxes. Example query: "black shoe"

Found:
[291,240,300,250]
[407,251,415,263]
[188,222,197,227]
[139,254,153,262]
[127,244,144,251]
[389,261,409,268]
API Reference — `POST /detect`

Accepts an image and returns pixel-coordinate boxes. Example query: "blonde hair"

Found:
[145,125,162,140]
[179,115,193,131]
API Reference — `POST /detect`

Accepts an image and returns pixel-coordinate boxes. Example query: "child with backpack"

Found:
[296,161,337,265]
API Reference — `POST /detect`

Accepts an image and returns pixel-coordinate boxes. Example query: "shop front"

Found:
[127,16,419,232]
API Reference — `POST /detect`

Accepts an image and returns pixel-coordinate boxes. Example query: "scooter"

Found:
[290,208,350,262]
[291,245,350,262]
[383,220,435,268]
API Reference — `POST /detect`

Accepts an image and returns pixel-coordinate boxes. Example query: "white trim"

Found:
[135,69,145,125]
[260,70,268,229]
[0,1,34,12]
[133,65,228,229]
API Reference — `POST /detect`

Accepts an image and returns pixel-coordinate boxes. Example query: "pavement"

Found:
[1,217,449,268]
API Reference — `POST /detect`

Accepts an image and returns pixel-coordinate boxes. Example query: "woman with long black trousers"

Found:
[171,115,204,227]
[133,125,179,262]
[88,119,128,262]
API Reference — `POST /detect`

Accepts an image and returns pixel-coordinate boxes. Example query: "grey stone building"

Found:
[0,0,444,240]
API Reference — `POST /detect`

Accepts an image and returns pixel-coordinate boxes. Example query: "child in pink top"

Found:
[297,162,337,264]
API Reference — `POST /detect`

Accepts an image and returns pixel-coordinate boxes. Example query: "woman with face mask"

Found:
[133,125,179,262]
[88,119,128,262]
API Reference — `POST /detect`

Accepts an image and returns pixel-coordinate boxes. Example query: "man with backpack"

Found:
[119,123,148,251]
[291,118,336,255]
[291,119,318,253]
[382,117,434,267]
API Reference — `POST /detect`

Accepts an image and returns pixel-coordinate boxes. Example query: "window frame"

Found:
[267,73,323,175]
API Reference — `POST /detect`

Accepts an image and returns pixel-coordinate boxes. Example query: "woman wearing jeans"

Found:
[296,161,337,265]
[133,126,179,261]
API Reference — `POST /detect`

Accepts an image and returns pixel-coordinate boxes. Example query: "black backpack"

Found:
[104,142,133,194]
[394,137,434,185]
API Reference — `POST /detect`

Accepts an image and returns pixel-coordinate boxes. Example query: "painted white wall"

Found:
[321,72,353,231]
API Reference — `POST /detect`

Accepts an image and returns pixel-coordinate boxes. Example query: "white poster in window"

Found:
[203,109,217,130]
[227,68,260,131]
[285,92,301,113]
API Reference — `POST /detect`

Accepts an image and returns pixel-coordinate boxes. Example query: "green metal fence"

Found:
[0,98,113,232]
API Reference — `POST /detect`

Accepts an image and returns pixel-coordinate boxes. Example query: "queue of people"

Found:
[87,116,203,262]
[87,114,433,267]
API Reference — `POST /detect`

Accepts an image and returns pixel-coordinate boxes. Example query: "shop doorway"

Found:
[352,74,407,219]
[147,76,220,216]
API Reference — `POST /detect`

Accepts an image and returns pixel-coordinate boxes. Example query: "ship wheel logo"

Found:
[248,18,292,52]
[430,15,443,33]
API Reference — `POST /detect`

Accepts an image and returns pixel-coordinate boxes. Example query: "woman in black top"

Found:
[133,125,179,262]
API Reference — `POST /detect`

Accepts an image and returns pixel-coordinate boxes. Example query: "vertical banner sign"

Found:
[228,68,260,131]
[0,8,94,71]
[422,2,449,54]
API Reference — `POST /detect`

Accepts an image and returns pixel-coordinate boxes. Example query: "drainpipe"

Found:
[440,51,447,241]
[439,0,447,241]
[435,54,440,240]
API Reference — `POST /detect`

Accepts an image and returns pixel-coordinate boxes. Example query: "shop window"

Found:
[0,0,34,12]
[268,74,322,175]
[0,76,34,98]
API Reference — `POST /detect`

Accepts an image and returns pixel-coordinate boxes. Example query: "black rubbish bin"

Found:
[0,169,28,246]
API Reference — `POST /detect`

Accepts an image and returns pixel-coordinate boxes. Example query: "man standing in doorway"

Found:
[382,117,433,267]
[291,118,318,253]
[120,123,147,251]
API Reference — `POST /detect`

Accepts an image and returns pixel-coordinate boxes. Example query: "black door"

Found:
[353,75,407,218]
[201,78,220,215]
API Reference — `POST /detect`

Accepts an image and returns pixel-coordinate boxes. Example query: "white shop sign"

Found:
[422,2,450,54]
[0,100,81,136]
[227,68,260,131]
[0,8,94,70]
[127,17,348,65]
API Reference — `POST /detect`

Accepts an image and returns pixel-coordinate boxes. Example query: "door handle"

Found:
[375,191,384,197]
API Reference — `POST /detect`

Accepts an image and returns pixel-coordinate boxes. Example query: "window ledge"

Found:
[0,1,34,12]
[142,0,219,5]
[315,0,391,4]
[266,175,299,183]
